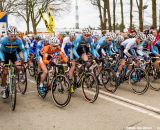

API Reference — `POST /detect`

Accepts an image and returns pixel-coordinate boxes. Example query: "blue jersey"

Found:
[35,40,44,61]
[0,37,24,53]
[72,35,93,59]
[0,36,27,62]
[151,41,160,56]
[95,36,113,56]
[29,40,37,54]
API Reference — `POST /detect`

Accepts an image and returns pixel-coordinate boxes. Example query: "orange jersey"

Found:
[42,45,68,64]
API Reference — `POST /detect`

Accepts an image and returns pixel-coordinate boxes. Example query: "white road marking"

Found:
[99,93,160,119]
[85,89,160,119]
[99,90,160,114]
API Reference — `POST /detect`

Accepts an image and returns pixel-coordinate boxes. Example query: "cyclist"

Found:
[37,36,68,96]
[95,33,113,58]
[0,26,27,98]
[116,32,146,79]
[148,29,160,70]
[61,33,76,59]
[29,35,41,57]
[69,28,94,92]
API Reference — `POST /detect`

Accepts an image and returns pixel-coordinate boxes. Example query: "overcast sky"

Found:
[8,0,160,32]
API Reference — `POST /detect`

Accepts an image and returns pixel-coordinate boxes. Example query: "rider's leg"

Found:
[69,60,76,80]
[38,61,48,87]
[116,59,126,77]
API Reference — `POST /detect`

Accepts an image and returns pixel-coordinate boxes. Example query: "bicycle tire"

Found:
[102,69,118,93]
[129,68,149,95]
[18,68,27,94]
[28,61,35,77]
[82,72,99,103]
[147,68,160,91]
[10,77,17,111]
[51,74,71,107]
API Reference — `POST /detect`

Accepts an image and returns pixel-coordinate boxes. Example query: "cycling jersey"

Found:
[72,35,93,59]
[95,36,113,56]
[0,36,24,53]
[29,40,37,55]
[0,36,27,63]
[121,38,137,57]
[42,45,68,65]
[35,40,44,61]
[61,37,72,59]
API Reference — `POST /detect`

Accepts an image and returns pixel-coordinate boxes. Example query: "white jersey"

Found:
[61,36,72,53]
[121,38,137,57]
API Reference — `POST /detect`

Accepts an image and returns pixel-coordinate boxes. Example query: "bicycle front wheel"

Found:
[129,68,149,95]
[18,68,27,94]
[102,69,118,93]
[147,68,160,91]
[10,77,17,111]
[51,75,71,107]
[82,72,99,103]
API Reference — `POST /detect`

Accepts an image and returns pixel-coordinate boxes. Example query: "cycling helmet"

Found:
[116,35,124,43]
[49,36,60,46]
[136,32,146,41]
[23,36,30,42]
[35,35,41,40]
[105,32,113,39]
[82,28,91,35]
[7,26,18,35]
[111,32,117,40]
[147,34,155,42]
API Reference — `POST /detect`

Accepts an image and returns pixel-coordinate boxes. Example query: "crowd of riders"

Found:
[0,25,160,98]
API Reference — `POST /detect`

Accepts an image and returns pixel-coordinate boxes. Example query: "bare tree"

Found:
[136,0,143,31]
[113,0,116,32]
[130,0,133,29]
[152,0,157,28]
[28,0,70,34]
[0,0,19,13]
[90,0,107,31]
[105,0,112,31]
[120,0,124,32]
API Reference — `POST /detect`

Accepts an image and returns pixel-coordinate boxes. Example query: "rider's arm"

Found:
[151,46,160,56]
[18,39,28,62]
[72,39,80,59]
[107,45,113,56]
[42,46,50,65]
[61,37,68,53]
[124,41,135,57]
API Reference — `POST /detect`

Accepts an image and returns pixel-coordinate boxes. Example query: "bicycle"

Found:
[71,59,99,103]
[0,61,20,111]
[36,56,71,108]
[146,57,160,91]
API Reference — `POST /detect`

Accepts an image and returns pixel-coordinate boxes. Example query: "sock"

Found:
[116,72,120,77]
[40,83,43,87]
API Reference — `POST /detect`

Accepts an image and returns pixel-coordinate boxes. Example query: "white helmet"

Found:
[105,32,112,39]
[82,28,91,35]
[116,35,124,42]
[111,32,117,40]
[7,26,18,35]
[49,36,60,46]
[136,32,146,41]
[147,34,155,42]
[23,36,30,42]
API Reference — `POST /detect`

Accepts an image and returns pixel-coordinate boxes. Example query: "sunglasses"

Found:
[10,35,17,38]
[84,34,91,37]
[107,39,112,42]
